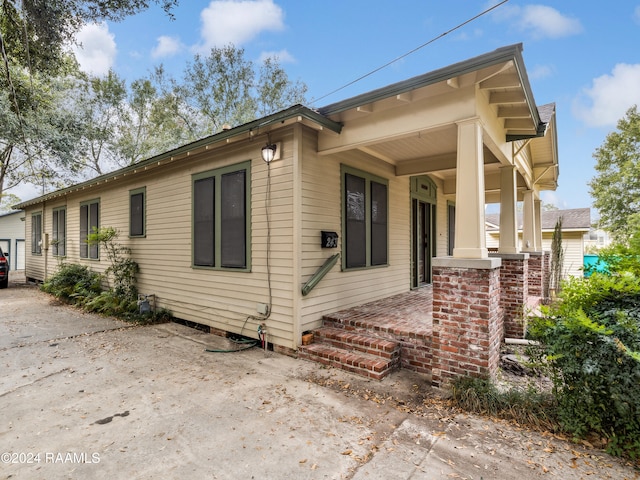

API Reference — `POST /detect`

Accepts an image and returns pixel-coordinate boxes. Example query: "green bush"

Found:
[42,263,102,302]
[87,226,139,301]
[42,262,171,324]
[528,273,640,459]
[83,290,137,315]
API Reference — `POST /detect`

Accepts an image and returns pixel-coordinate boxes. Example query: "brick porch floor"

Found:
[299,287,434,379]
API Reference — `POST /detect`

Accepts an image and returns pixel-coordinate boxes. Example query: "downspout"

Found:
[42,199,48,281]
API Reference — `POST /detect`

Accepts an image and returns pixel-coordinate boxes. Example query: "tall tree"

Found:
[73,70,128,175]
[1,0,178,76]
[181,45,256,134]
[0,0,180,207]
[589,105,640,241]
[0,66,84,204]
[1,41,308,204]
[173,45,308,138]
[256,56,307,117]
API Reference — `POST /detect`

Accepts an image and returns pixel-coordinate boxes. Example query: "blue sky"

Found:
[68,0,640,213]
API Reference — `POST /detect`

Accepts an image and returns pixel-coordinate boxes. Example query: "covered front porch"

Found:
[304,44,558,386]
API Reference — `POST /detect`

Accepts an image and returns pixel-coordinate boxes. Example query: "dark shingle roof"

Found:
[486,208,591,232]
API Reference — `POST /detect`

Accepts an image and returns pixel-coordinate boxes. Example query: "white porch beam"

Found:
[535,199,543,251]
[318,89,476,155]
[453,119,487,259]
[394,153,457,176]
[522,190,537,252]
[498,166,519,254]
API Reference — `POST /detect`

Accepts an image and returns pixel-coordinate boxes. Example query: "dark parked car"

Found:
[0,246,9,288]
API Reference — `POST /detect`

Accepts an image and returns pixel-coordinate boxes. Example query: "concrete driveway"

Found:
[1,285,637,479]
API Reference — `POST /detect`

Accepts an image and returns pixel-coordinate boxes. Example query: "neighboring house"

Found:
[0,210,25,271]
[486,208,590,278]
[584,227,612,251]
[15,44,559,386]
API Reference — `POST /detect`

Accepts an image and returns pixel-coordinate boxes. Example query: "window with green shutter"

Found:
[80,199,99,259]
[193,161,250,270]
[342,165,388,269]
[52,207,66,256]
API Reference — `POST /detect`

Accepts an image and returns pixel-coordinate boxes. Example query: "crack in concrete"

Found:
[0,367,73,398]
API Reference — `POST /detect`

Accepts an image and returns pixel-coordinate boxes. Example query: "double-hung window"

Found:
[52,207,66,256]
[130,187,145,237]
[31,212,42,255]
[342,165,388,269]
[80,199,99,259]
[193,161,250,269]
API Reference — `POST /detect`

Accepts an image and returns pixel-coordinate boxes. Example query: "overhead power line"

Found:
[311,0,510,105]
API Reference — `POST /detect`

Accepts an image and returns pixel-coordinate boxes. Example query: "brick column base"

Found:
[527,252,544,297]
[491,253,529,339]
[431,257,503,388]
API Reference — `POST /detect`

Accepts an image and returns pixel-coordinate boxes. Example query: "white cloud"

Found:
[196,0,285,52]
[541,191,568,209]
[529,64,554,80]
[258,49,295,63]
[494,4,583,39]
[573,63,640,128]
[634,6,640,24]
[72,23,117,76]
[152,35,184,58]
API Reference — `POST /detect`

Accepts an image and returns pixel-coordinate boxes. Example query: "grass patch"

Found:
[451,376,559,432]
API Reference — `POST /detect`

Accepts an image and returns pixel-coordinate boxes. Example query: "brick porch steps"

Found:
[313,327,399,359]
[298,327,400,379]
[298,341,399,380]
[298,289,434,380]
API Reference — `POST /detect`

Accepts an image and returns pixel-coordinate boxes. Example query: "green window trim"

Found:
[192,161,251,271]
[52,207,67,257]
[31,212,42,255]
[341,164,389,270]
[447,201,456,256]
[80,199,100,259]
[129,187,146,238]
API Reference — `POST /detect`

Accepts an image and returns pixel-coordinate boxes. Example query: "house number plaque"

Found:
[321,231,338,248]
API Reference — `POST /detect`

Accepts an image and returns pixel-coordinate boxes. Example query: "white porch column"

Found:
[534,199,543,251]
[498,165,519,254]
[453,119,487,259]
[522,190,537,252]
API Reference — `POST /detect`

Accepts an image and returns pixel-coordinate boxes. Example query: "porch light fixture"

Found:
[261,143,277,163]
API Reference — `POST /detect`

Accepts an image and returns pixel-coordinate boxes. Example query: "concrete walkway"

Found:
[1,285,637,479]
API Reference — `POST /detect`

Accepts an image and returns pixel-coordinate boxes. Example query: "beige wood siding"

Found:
[541,232,585,278]
[486,232,500,249]
[299,142,412,333]
[485,230,585,278]
[22,130,299,350]
[23,208,45,281]
[22,123,457,349]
